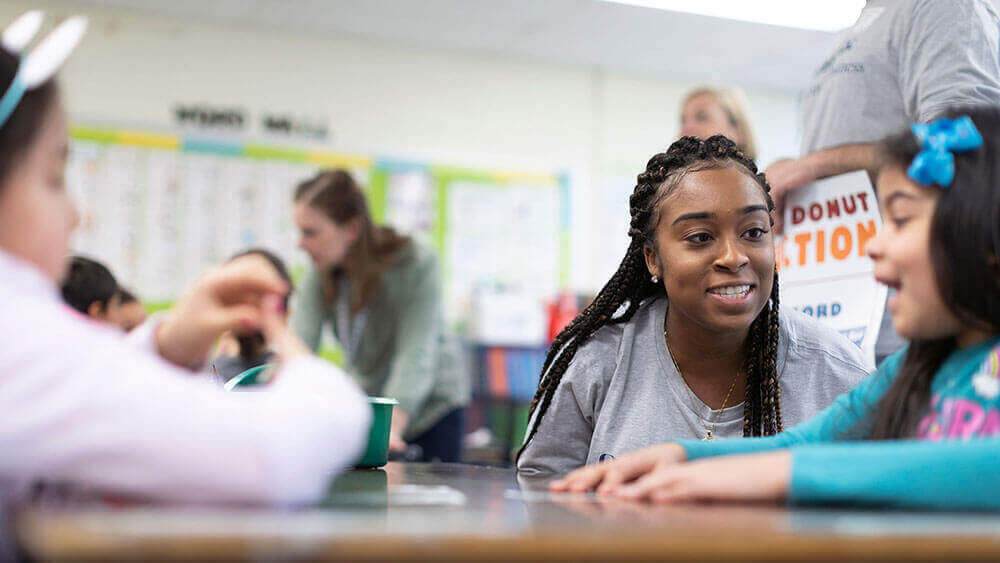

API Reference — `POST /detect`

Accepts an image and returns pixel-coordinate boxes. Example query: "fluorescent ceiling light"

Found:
[601,0,867,32]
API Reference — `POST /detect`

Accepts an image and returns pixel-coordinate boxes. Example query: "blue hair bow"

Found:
[907,116,983,187]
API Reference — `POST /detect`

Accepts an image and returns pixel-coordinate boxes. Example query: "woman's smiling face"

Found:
[644,165,775,334]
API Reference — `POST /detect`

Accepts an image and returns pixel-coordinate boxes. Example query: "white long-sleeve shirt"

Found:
[0,249,371,506]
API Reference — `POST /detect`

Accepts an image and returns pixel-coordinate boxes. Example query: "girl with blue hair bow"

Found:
[550,106,1000,511]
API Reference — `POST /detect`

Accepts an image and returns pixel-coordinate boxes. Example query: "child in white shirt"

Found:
[0,15,371,506]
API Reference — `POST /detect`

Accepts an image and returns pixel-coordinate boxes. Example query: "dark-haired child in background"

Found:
[60,255,121,325]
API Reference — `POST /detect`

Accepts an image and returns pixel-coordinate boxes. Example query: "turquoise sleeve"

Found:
[680,351,906,461]
[791,438,1000,510]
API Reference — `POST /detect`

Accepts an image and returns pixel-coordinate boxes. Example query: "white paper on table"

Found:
[778,171,887,365]
[386,485,467,506]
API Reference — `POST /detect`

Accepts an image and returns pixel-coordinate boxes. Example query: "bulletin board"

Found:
[67,127,370,304]
[66,126,569,339]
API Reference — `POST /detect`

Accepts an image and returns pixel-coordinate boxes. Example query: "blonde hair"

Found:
[682,86,758,161]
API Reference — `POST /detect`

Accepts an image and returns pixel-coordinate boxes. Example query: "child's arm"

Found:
[679,354,902,460]
[1,298,371,505]
[790,438,1000,510]
[551,354,904,492]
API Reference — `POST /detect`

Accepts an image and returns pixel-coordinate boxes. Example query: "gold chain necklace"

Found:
[663,329,740,441]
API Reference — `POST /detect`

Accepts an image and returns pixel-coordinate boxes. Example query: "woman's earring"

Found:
[651,275,659,283]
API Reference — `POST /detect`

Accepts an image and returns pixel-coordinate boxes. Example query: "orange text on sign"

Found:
[781,220,878,268]
[790,192,872,225]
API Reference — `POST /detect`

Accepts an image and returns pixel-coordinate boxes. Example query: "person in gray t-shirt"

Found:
[765,0,1000,363]
[517,136,872,477]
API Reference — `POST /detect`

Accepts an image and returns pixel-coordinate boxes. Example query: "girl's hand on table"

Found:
[614,450,791,504]
[549,442,687,494]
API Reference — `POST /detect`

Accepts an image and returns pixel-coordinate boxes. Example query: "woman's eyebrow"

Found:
[672,205,768,225]
[672,212,712,225]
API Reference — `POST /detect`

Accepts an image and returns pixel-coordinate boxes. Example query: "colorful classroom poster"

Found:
[778,171,886,364]
[445,180,561,344]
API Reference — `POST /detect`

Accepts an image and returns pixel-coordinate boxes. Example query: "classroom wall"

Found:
[5,1,802,292]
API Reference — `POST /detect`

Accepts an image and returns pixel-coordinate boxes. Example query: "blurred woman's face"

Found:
[293,202,359,271]
[680,93,741,145]
[0,100,80,282]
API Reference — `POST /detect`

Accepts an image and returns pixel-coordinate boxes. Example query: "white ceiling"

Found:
[67,0,848,92]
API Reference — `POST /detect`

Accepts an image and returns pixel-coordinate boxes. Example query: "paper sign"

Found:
[778,171,886,364]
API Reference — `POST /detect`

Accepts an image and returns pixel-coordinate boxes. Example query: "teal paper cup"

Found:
[355,397,398,468]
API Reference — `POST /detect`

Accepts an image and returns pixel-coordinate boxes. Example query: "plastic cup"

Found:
[224,363,273,390]
[355,397,398,468]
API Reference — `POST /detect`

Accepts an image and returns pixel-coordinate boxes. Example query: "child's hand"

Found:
[549,442,687,494]
[259,294,311,362]
[155,255,289,368]
[614,451,791,504]
[212,332,240,359]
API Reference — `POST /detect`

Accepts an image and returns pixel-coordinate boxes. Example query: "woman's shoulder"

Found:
[779,308,874,375]
[389,238,437,275]
[563,298,662,381]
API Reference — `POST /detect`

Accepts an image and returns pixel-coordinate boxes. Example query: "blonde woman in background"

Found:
[679,86,758,161]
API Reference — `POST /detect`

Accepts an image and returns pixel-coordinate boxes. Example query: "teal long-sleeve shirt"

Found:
[678,336,1000,510]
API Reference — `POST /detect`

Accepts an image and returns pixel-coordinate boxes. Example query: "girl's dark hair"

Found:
[0,47,59,193]
[294,169,411,313]
[519,135,782,459]
[228,248,292,360]
[867,106,1000,439]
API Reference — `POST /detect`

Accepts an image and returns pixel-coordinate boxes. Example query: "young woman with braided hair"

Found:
[549,109,1000,511]
[517,135,871,476]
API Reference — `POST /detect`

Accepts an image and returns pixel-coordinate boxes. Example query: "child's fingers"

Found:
[210,257,288,304]
[211,304,265,335]
[615,466,683,501]
[549,464,607,492]
[260,295,311,361]
[595,457,655,494]
[650,481,698,504]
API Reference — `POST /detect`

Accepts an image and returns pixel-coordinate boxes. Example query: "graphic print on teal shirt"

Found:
[917,340,1000,441]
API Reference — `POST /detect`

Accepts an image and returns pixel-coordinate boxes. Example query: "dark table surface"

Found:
[14,462,1000,561]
